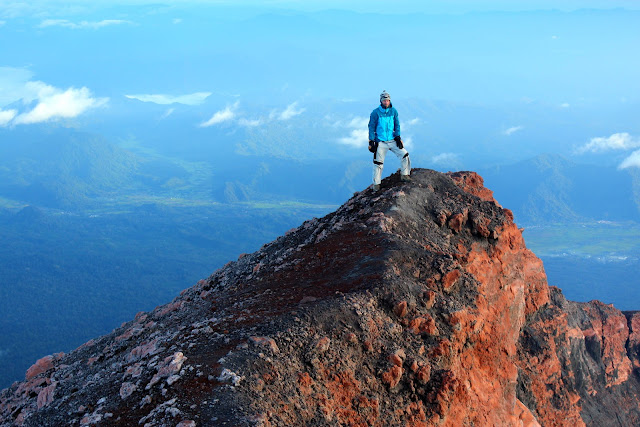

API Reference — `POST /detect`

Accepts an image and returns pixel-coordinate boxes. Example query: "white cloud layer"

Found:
[619,150,640,169]
[13,82,108,124]
[0,109,17,126]
[125,92,211,105]
[502,126,523,136]
[577,132,640,153]
[337,116,368,148]
[199,101,239,127]
[346,117,368,129]
[0,69,108,126]
[271,101,305,120]
[237,117,263,127]
[338,128,368,148]
[39,19,131,29]
[195,100,304,129]
[432,152,459,165]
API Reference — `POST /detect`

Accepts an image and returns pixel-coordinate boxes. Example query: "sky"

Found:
[3,0,640,15]
[1,0,639,169]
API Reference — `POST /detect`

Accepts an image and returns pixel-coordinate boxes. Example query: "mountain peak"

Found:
[2,168,640,426]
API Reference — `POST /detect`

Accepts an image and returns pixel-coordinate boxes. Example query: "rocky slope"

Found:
[1,168,639,426]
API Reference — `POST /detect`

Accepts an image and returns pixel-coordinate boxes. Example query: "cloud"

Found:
[0,20,5,26]
[159,108,175,119]
[337,116,369,148]
[431,152,459,165]
[0,2,37,19]
[125,92,211,105]
[199,101,239,127]
[346,117,368,128]
[502,126,523,136]
[2,67,108,126]
[576,132,640,153]
[271,101,304,120]
[0,109,17,126]
[13,82,108,124]
[406,117,420,126]
[237,117,263,127]
[560,102,570,108]
[38,19,132,30]
[172,18,182,24]
[403,135,414,150]
[335,116,416,150]
[619,150,640,169]
[325,115,364,128]
[338,128,368,148]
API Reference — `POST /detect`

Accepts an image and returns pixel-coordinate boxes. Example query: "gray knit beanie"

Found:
[380,90,390,102]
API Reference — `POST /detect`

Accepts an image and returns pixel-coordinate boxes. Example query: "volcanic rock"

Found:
[1,169,639,426]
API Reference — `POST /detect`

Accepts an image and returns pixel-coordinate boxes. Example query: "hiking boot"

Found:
[401,174,412,182]
[372,184,381,192]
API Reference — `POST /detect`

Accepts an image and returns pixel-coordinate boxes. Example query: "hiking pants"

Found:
[373,139,411,185]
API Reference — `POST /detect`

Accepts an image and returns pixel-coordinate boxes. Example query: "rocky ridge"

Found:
[1,168,640,426]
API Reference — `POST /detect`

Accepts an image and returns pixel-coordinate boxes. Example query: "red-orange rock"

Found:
[416,365,431,384]
[382,365,403,388]
[470,210,491,237]
[297,372,314,396]
[388,353,403,367]
[25,356,54,380]
[442,269,461,290]
[36,384,55,409]
[423,290,436,309]
[502,208,514,222]
[408,315,438,335]
[393,300,408,318]
[446,171,498,204]
[447,213,465,233]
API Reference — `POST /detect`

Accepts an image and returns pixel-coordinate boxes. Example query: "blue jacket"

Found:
[368,103,400,142]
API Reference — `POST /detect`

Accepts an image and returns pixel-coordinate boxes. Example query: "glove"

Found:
[368,140,377,153]
[394,135,403,149]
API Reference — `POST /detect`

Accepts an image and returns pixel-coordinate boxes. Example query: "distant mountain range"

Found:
[0,128,138,208]
[0,126,367,210]
[1,126,638,225]
[480,153,640,225]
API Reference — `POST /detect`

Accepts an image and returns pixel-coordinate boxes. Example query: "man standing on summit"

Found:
[368,90,411,191]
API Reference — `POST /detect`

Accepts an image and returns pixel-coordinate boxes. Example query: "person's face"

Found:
[381,99,390,108]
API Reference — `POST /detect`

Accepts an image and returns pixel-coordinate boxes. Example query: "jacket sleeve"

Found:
[393,108,400,137]
[368,110,377,141]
